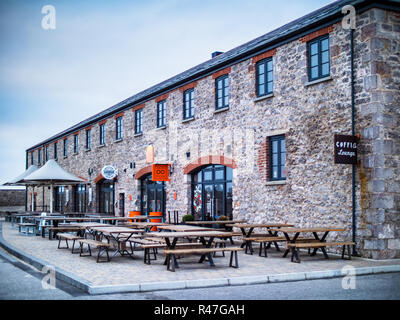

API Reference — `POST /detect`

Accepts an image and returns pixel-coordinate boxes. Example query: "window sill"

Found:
[214,107,229,114]
[253,93,274,102]
[85,148,91,152]
[304,76,332,87]
[134,132,143,137]
[182,116,195,124]
[63,156,67,159]
[156,125,167,131]
[114,138,123,143]
[98,144,106,149]
[265,180,287,186]
[73,152,78,156]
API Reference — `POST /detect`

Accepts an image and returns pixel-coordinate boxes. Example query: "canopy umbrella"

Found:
[2,165,39,211]
[23,159,85,213]
[2,165,38,186]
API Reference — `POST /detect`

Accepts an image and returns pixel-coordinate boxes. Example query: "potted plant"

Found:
[182,214,194,224]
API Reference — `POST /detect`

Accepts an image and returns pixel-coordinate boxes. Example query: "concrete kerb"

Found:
[2,220,400,295]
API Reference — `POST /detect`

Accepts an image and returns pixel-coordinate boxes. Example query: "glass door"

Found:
[98,181,114,215]
[141,174,166,216]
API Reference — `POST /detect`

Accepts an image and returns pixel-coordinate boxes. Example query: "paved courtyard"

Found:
[1,220,400,288]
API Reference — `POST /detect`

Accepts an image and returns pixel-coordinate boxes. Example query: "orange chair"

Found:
[149,211,163,231]
[129,211,141,223]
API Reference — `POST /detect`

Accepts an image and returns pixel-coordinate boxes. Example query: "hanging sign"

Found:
[152,164,170,182]
[146,146,154,163]
[334,134,358,164]
[101,165,118,180]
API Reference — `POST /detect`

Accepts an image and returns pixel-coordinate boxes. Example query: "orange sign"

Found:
[152,164,170,182]
[146,146,154,163]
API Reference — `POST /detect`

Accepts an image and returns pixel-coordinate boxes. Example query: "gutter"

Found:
[350,28,358,256]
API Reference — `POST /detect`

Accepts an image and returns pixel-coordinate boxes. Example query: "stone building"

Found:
[26,0,400,259]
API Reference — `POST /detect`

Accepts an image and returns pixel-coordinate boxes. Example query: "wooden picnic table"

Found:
[270,227,346,262]
[33,216,98,227]
[146,230,234,270]
[227,223,295,254]
[88,226,144,259]
[125,222,170,232]
[185,220,246,230]
[157,225,217,232]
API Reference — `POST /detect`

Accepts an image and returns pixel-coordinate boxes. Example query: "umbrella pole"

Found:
[50,184,53,214]
[31,186,35,212]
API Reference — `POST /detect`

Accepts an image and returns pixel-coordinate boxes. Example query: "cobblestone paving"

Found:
[2,221,400,286]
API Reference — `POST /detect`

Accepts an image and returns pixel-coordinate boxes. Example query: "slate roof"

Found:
[27,0,399,151]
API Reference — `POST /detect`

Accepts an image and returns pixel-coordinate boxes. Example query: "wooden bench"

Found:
[163,247,244,272]
[78,239,112,263]
[48,226,80,240]
[243,236,318,256]
[287,241,355,263]
[131,238,204,264]
[17,223,37,236]
[57,233,83,254]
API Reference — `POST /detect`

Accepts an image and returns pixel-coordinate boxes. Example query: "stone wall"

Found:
[0,189,25,207]
[28,7,400,258]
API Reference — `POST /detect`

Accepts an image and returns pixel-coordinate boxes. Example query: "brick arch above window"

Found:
[135,165,153,180]
[183,155,237,175]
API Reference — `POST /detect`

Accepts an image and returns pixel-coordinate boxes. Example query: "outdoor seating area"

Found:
[2,211,357,274]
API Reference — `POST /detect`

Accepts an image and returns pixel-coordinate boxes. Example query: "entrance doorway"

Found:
[191,165,233,221]
[97,180,115,215]
[140,174,166,216]
[74,184,86,213]
[54,186,66,213]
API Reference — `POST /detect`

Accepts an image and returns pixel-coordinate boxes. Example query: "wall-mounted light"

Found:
[88,168,93,176]
[186,152,191,159]
[130,162,136,169]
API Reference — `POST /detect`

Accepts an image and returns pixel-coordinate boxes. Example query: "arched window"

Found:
[191,165,233,221]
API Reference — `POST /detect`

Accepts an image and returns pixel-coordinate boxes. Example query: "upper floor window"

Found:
[54,142,58,160]
[269,135,286,181]
[86,129,91,150]
[63,139,68,157]
[256,58,273,96]
[215,75,229,110]
[99,123,106,146]
[135,108,143,134]
[157,100,166,128]
[116,116,123,140]
[308,35,330,81]
[73,134,79,154]
[45,146,49,162]
[183,88,194,120]
[38,149,42,164]
[30,152,34,165]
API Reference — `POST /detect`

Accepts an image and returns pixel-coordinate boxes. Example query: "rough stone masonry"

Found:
[26,5,399,259]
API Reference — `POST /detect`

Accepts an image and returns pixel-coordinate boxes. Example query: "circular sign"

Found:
[101,165,118,180]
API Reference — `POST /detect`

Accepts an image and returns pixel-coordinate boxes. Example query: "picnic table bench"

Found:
[47,226,80,240]
[287,241,355,263]
[270,227,351,263]
[17,223,37,235]
[78,239,112,263]
[56,233,83,253]
[163,247,244,272]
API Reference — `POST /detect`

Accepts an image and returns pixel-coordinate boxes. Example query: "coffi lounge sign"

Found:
[334,134,358,164]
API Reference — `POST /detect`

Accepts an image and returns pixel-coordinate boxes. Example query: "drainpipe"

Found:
[350,29,358,256]
[25,150,28,211]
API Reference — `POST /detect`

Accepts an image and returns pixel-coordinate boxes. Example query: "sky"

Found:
[0,0,334,186]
